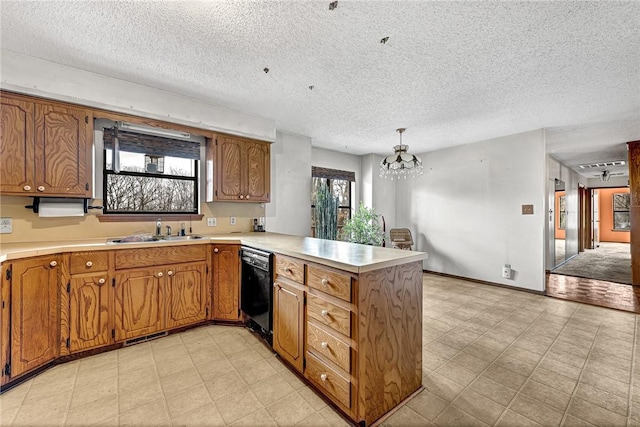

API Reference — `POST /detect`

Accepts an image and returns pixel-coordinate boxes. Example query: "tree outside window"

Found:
[613,193,630,230]
[310,167,355,238]
[559,195,566,229]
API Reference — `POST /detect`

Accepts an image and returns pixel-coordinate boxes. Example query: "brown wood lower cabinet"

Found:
[7,256,60,379]
[165,262,208,329]
[212,245,240,321]
[69,272,112,353]
[273,279,305,373]
[115,267,165,341]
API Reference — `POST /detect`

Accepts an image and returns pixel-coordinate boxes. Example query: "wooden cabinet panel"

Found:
[165,262,207,329]
[10,257,59,378]
[115,268,164,341]
[276,256,305,284]
[69,272,112,352]
[307,265,351,302]
[307,294,351,337]
[306,321,350,373]
[273,280,304,373]
[1,264,10,386]
[213,245,240,321]
[0,97,34,194]
[115,245,206,270]
[70,251,109,275]
[305,351,351,409]
[216,136,243,201]
[245,140,270,202]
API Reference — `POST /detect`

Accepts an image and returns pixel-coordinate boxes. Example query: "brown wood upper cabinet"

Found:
[206,134,270,203]
[0,92,93,197]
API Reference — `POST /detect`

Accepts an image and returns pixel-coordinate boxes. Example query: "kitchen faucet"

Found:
[166,225,172,236]
[156,218,161,236]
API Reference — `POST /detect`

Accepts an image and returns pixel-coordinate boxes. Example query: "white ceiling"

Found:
[1,1,639,177]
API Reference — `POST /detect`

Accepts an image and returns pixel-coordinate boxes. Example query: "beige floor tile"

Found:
[423,372,465,402]
[452,388,506,425]
[265,391,315,425]
[150,333,184,351]
[405,389,448,421]
[495,409,543,426]
[433,405,490,427]
[296,411,331,426]
[0,403,19,425]
[574,383,629,417]
[551,340,591,358]
[118,377,164,414]
[464,342,501,363]
[298,386,328,411]
[427,340,460,359]
[70,375,118,409]
[566,396,627,426]
[437,361,478,386]
[65,395,118,426]
[249,372,296,407]
[12,391,72,426]
[237,358,278,385]
[520,379,572,411]
[171,401,225,426]
[118,352,156,374]
[423,350,448,371]
[160,366,204,396]
[561,413,597,426]
[155,354,194,378]
[194,356,235,381]
[228,348,264,370]
[474,335,510,353]
[118,365,158,389]
[482,365,527,390]
[450,351,490,374]
[503,346,544,365]
[547,349,587,369]
[119,397,171,426]
[280,368,307,390]
[580,370,629,399]
[165,383,213,419]
[318,406,351,426]
[215,388,263,424]
[31,361,78,386]
[219,338,254,355]
[382,405,431,426]
[538,357,582,381]
[509,394,564,426]
[0,380,31,410]
[468,376,517,406]
[23,373,75,404]
[77,351,117,373]
[231,407,277,426]
[204,370,248,401]
[492,354,536,377]
[584,359,631,384]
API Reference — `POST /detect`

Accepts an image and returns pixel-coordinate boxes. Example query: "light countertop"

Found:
[0,232,427,273]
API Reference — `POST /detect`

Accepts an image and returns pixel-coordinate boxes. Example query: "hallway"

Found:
[552,242,631,285]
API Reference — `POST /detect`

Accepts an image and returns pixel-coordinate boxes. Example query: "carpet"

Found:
[552,242,631,285]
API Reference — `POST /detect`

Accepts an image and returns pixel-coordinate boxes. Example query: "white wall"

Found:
[394,130,547,292]
[361,154,396,231]
[547,156,580,267]
[311,147,362,208]
[265,131,312,236]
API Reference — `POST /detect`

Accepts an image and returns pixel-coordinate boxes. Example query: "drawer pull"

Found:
[321,278,329,286]
[167,270,173,276]
[321,341,328,349]
[239,194,244,199]
[37,185,45,192]
[49,261,57,267]
[321,309,329,317]
[157,272,163,278]
[86,261,93,267]
[320,373,328,382]
[23,185,32,191]
[214,248,219,253]
[98,278,105,284]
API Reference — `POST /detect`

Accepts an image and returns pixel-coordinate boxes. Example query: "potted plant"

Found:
[340,202,385,246]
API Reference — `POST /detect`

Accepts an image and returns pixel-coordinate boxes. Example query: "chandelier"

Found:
[379,128,423,180]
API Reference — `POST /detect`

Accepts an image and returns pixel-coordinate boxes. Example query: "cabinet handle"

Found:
[98,278,105,284]
[320,373,328,382]
[321,278,329,286]
[246,195,250,200]
[86,261,93,267]
[167,270,174,276]
[321,341,328,349]
[37,186,45,192]
[157,272,163,277]
[49,261,57,267]
[321,309,329,317]
[273,282,278,288]
[239,195,244,199]
[23,185,32,191]
[214,248,219,253]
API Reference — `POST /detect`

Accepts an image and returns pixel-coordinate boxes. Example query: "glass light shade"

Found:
[380,144,423,180]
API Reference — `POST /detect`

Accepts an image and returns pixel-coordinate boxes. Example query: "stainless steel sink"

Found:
[161,235,205,241]
[106,234,205,244]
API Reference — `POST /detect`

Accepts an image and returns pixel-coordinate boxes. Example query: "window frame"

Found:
[311,177,353,229]
[612,192,631,231]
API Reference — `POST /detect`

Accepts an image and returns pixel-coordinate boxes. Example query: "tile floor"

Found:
[1,273,640,426]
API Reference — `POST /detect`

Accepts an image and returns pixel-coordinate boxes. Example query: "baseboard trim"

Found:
[423,270,546,296]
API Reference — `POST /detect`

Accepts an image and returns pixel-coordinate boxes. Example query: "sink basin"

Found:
[161,235,205,241]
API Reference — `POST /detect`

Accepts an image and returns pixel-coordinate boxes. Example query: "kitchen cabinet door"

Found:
[273,280,304,373]
[1,264,9,386]
[69,272,112,353]
[165,262,207,329]
[34,102,92,197]
[212,245,240,321]
[0,96,35,194]
[215,136,244,201]
[115,268,164,341]
[10,257,60,378]
[245,140,270,202]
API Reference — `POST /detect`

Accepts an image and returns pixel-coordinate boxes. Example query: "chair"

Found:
[389,228,413,250]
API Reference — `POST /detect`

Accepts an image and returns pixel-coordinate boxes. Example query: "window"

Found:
[559,195,566,229]
[613,193,630,230]
[311,167,355,237]
[103,127,200,214]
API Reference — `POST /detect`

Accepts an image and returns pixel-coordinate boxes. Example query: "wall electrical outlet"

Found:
[259,217,265,225]
[522,204,534,215]
[0,218,12,234]
[230,216,237,226]
[207,217,217,227]
[502,264,512,279]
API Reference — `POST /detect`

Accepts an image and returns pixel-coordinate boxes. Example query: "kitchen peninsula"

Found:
[0,233,427,426]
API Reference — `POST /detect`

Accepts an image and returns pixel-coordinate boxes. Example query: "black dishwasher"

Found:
[240,246,273,342]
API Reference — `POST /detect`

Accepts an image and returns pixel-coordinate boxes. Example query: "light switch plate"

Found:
[522,204,534,215]
[0,218,12,234]
[230,217,236,226]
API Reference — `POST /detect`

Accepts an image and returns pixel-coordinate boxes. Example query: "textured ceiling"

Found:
[1,1,639,176]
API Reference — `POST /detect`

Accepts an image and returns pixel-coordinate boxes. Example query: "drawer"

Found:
[275,255,304,284]
[70,251,109,274]
[307,295,351,337]
[307,321,350,373]
[115,245,207,269]
[305,351,351,409]
[307,265,351,302]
